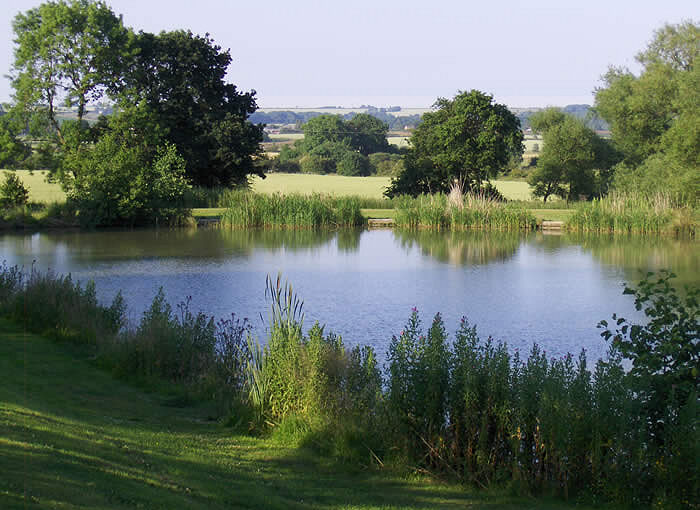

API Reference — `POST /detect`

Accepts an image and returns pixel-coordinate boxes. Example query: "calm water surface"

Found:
[1,228,697,361]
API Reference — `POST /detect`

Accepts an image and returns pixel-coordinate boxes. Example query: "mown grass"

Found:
[0,319,603,510]
[251,173,534,201]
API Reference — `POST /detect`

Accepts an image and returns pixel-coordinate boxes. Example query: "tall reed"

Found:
[567,192,688,234]
[221,191,365,229]
[394,191,536,231]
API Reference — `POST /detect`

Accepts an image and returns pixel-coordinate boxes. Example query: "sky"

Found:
[1,0,698,109]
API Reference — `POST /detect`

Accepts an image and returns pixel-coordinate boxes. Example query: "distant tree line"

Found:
[271,114,405,176]
[250,109,423,131]
[517,105,609,132]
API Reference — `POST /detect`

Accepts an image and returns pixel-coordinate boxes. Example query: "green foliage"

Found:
[110,29,264,187]
[299,153,335,174]
[0,262,125,345]
[0,172,29,208]
[599,272,699,507]
[64,105,190,226]
[282,114,394,176]
[220,191,365,228]
[599,270,698,429]
[0,117,31,169]
[393,192,536,231]
[595,21,699,206]
[2,263,698,507]
[527,109,618,202]
[336,151,372,177]
[386,90,523,197]
[567,192,683,234]
[11,0,132,148]
[368,152,404,176]
[250,275,383,461]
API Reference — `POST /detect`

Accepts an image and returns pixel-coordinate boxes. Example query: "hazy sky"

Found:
[1,0,697,108]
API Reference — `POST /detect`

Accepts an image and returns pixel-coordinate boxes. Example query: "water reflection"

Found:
[528,233,699,288]
[0,227,696,363]
[394,230,522,266]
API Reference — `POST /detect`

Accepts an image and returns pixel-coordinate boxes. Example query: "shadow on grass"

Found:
[0,320,586,509]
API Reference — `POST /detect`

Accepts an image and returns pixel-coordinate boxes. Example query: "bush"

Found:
[336,151,371,176]
[299,154,335,174]
[0,172,29,208]
[68,139,190,227]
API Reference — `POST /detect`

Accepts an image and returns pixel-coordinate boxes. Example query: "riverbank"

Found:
[0,318,604,510]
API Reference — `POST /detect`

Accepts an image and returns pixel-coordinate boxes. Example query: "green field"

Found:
[267,133,305,142]
[0,319,596,509]
[1,170,66,203]
[5,169,539,213]
[387,136,410,148]
[252,173,534,201]
[251,173,394,199]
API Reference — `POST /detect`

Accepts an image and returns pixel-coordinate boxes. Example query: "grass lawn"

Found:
[530,209,576,222]
[251,174,534,201]
[251,173,394,199]
[1,170,66,203]
[0,319,595,509]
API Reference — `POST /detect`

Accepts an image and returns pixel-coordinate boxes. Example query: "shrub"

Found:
[336,151,371,176]
[68,137,190,227]
[0,172,29,208]
[299,154,334,174]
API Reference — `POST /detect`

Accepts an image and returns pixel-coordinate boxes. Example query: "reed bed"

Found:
[567,192,693,235]
[394,192,536,231]
[220,191,365,229]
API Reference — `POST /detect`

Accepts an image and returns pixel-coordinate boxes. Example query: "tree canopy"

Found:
[385,90,523,197]
[594,20,699,204]
[10,0,264,195]
[11,0,132,146]
[112,29,264,186]
[527,108,617,202]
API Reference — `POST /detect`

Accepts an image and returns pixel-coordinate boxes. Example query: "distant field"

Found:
[523,139,543,153]
[267,133,304,142]
[1,169,66,203]
[252,173,533,201]
[387,136,410,148]
[4,169,533,205]
[251,173,392,199]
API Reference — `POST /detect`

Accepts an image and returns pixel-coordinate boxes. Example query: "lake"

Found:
[1,228,696,361]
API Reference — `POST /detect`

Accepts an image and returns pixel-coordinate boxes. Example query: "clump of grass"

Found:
[394,186,536,231]
[567,192,689,235]
[220,191,365,229]
[0,262,125,344]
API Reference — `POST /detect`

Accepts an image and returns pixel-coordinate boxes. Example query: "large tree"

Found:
[11,0,132,147]
[527,109,616,202]
[385,90,523,197]
[594,21,699,203]
[111,29,264,187]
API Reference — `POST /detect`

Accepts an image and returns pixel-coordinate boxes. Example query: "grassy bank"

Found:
[1,264,696,508]
[2,319,568,510]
